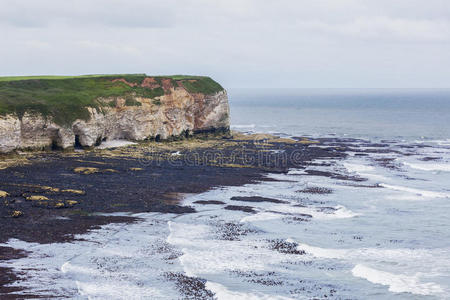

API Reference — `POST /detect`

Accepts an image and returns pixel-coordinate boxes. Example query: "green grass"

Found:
[179,77,224,94]
[156,75,205,80]
[0,74,147,82]
[0,74,224,126]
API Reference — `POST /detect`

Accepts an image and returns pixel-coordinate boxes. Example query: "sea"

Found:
[2,89,450,299]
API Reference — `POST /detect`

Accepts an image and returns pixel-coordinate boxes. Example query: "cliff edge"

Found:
[0,74,230,153]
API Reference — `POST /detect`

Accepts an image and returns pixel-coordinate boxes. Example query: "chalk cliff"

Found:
[0,76,230,153]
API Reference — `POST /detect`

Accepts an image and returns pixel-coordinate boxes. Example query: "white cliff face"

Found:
[194,90,230,131]
[0,116,21,153]
[0,88,229,153]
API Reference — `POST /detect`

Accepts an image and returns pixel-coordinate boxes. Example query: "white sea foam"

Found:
[168,220,285,277]
[287,169,307,175]
[343,163,375,173]
[309,145,333,149]
[231,124,256,129]
[296,243,437,261]
[75,281,166,299]
[352,264,443,296]
[436,140,450,146]
[268,205,359,220]
[414,139,450,146]
[176,245,276,277]
[0,213,184,299]
[167,221,211,247]
[360,173,391,182]
[404,162,450,172]
[206,281,293,300]
[296,242,347,259]
[333,205,361,218]
[96,140,137,149]
[240,212,284,223]
[380,183,449,198]
[295,242,448,296]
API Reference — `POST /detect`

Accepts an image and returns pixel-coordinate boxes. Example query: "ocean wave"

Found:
[380,183,449,198]
[295,242,448,296]
[231,124,256,129]
[404,162,450,172]
[266,205,359,220]
[206,281,293,300]
[343,162,375,173]
[240,212,283,223]
[359,173,391,182]
[173,237,285,277]
[413,139,450,146]
[295,242,438,261]
[352,264,443,296]
[435,139,450,146]
[287,169,308,175]
[61,260,166,299]
[0,214,182,298]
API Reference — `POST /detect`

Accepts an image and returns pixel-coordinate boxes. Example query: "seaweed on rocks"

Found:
[296,186,333,194]
[215,222,258,241]
[269,239,306,255]
[164,272,215,300]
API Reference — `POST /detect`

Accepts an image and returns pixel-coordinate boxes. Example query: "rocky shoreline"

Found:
[0,132,351,298]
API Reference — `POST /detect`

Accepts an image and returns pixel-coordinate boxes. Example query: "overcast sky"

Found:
[1,0,450,88]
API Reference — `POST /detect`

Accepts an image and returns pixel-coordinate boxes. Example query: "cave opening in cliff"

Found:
[155,134,161,142]
[51,140,59,151]
[74,135,82,149]
[94,136,103,147]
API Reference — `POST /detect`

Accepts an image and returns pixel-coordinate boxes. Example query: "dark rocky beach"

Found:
[0,132,359,298]
[2,131,421,298]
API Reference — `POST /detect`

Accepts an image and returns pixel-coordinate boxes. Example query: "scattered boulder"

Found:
[74,167,99,175]
[193,200,225,205]
[224,205,256,213]
[129,167,143,171]
[230,196,288,204]
[10,210,23,218]
[26,195,49,201]
[61,189,85,195]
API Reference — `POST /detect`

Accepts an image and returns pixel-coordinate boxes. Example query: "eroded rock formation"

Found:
[0,78,230,153]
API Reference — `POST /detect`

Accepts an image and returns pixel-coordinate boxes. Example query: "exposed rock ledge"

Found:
[0,84,229,153]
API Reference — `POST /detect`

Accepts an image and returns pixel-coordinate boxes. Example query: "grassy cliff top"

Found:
[0,74,224,126]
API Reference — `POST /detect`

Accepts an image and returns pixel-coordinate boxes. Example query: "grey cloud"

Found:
[293,17,450,42]
[0,0,175,28]
[1,0,450,88]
